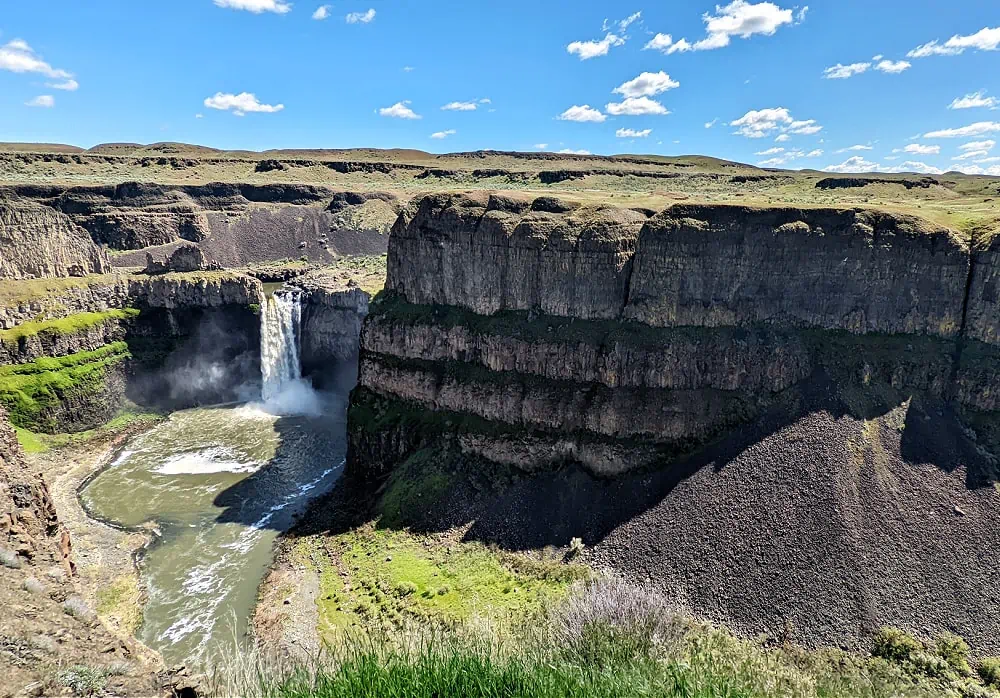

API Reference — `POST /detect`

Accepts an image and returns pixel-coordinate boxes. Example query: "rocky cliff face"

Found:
[0,195,110,279]
[297,272,370,377]
[351,194,1000,479]
[6,183,398,267]
[0,405,57,561]
[0,272,263,432]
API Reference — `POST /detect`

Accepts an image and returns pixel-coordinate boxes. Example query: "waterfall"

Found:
[260,290,302,401]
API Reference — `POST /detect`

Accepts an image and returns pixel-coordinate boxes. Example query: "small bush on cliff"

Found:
[979,658,1000,688]
[937,632,973,675]
[873,626,923,663]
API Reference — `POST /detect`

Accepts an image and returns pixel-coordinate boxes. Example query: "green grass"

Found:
[0,274,125,309]
[293,527,587,644]
[217,580,1000,698]
[0,308,139,345]
[0,342,131,431]
[15,409,162,454]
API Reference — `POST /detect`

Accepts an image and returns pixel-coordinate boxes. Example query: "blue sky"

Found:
[1,1,999,174]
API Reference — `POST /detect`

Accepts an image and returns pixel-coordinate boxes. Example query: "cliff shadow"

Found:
[208,364,357,533]
[394,371,997,552]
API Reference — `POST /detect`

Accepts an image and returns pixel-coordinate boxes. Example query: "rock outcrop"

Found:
[5,184,397,268]
[0,195,110,279]
[297,272,370,376]
[351,194,1000,479]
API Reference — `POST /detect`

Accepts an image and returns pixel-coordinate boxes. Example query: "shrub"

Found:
[62,596,96,624]
[909,650,952,678]
[57,663,128,696]
[395,581,417,597]
[552,578,686,666]
[937,632,972,675]
[22,576,45,594]
[873,626,922,664]
[978,658,1000,688]
[0,546,21,569]
[568,537,585,559]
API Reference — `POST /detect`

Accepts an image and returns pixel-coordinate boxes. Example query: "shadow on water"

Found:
[286,368,999,554]
[210,357,359,533]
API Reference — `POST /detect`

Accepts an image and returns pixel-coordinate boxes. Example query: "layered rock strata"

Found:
[0,195,110,279]
[351,193,1000,478]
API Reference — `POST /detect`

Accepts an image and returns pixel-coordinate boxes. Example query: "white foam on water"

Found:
[155,447,262,475]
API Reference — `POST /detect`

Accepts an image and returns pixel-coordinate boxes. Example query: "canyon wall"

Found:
[3,184,397,268]
[0,272,263,432]
[351,193,1000,478]
[0,195,110,279]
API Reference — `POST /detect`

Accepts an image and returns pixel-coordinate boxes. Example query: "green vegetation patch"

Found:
[96,572,144,635]
[15,409,162,454]
[0,274,124,309]
[0,308,139,345]
[295,526,587,643]
[0,342,131,430]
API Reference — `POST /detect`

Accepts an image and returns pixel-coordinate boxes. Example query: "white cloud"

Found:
[731,107,789,137]
[346,8,376,23]
[788,119,822,135]
[872,54,883,61]
[441,101,478,111]
[972,156,1000,164]
[954,149,990,160]
[558,148,591,155]
[617,11,642,31]
[959,140,995,152]
[379,100,420,119]
[195,113,204,119]
[25,95,54,108]
[534,143,549,150]
[613,71,679,99]
[924,121,1000,138]
[835,144,873,153]
[908,27,1000,58]
[0,39,73,80]
[949,90,998,110]
[558,104,606,122]
[796,5,808,22]
[47,78,78,91]
[479,98,491,104]
[214,0,291,13]
[730,107,822,140]
[642,33,693,54]
[606,96,669,116]
[644,1,793,54]
[806,149,823,157]
[430,129,456,140]
[403,66,415,72]
[874,59,910,74]
[950,163,1000,175]
[567,33,625,60]
[705,118,719,129]
[893,143,940,155]
[312,5,330,19]
[823,156,944,174]
[823,62,870,79]
[695,0,793,51]
[755,147,784,155]
[758,158,786,167]
[616,128,652,138]
[204,91,284,115]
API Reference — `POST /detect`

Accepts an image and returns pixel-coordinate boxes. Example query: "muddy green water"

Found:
[80,395,346,666]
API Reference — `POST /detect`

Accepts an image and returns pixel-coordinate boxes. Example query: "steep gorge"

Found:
[345,192,1000,651]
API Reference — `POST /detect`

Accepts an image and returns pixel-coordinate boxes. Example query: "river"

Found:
[80,290,347,666]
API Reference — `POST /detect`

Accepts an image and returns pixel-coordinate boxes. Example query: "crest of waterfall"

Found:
[260,290,302,401]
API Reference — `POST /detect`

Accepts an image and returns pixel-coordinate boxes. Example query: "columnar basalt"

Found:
[350,194,1000,479]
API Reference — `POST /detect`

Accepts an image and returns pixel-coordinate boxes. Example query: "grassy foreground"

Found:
[221,579,1000,698]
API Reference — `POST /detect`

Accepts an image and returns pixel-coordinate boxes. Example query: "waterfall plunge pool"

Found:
[81,289,350,666]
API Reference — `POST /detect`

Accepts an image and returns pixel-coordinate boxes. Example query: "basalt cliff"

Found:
[346,192,1000,652]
